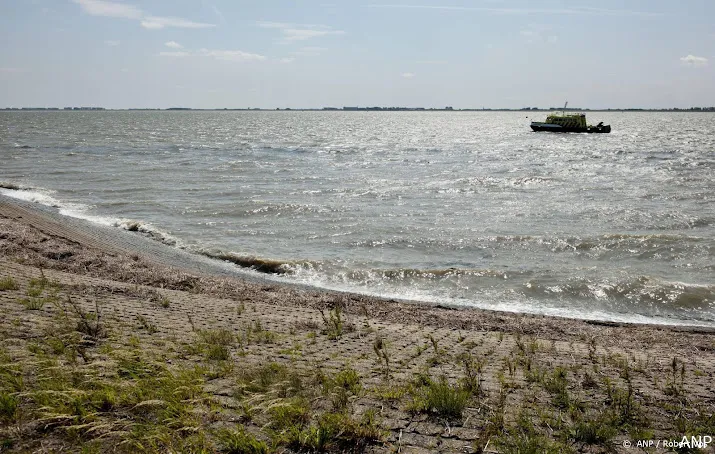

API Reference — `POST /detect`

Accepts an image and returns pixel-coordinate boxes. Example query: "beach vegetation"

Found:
[235,362,303,398]
[373,333,391,378]
[372,382,409,401]
[2,221,715,454]
[0,392,18,422]
[58,296,107,341]
[158,296,171,308]
[408,375,469,420]
[216,427,270,454]
[543,366,570,409]
[196,328,234,361]
[280,411,384,453]
[136,315,158,334]
[324,366,362,410]
[199,328,234,346]
[497,411,570,454]
[0,277,18,291]
[567,411,619,445]
[459,352,486,396]
[320,304,345,340]
[19,275,59,310]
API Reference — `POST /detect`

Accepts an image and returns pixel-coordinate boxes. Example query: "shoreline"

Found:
[2,195,715,452]
[1,190,714,332]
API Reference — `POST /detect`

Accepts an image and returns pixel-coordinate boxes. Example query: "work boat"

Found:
[530,112,611,133]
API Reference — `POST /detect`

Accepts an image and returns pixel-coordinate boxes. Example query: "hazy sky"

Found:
[1,0,713,109]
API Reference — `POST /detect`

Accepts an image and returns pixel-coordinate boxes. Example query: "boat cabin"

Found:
[545,113,588,129]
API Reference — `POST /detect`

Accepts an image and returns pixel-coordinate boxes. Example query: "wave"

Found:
[0,183,181,247]
[522,276,714,309]
[113,219,181,247]
[0,182,23,191]
[200,251,296,274]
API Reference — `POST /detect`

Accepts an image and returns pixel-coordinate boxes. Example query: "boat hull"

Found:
[530,122,611,133]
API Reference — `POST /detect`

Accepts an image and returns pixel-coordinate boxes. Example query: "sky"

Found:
[1,0,713,109]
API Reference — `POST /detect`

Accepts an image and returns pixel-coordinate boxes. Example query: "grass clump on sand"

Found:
[408,375,470,420]
[0,277,18,291]
[0,392,18,423]
[19,275,59,310]
[216,427,270,454]
[230,363,385,452]
[198,328,235,361]
[0,339,215,452]
[280,411,385,453]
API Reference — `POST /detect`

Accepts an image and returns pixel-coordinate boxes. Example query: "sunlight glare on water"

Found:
[1,110,714,326]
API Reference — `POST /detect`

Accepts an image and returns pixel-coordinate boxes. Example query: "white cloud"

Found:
[141,16,215,30]
[680,55,708,67]
[72,0,142,19]
[280,57,296,64]
[282,28,345,42]
[364,4,660,17]
[104,40,121,46]
[257,21,296,29]
[402,72,415,78]
[257,21,345,43]
[257,21,327,29]
[159,48,266,62]
[72,0,215,30]
[197,49,267,62]
[165,41,183,49]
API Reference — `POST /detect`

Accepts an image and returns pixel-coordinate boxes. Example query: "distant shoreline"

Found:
[3,107,715,112]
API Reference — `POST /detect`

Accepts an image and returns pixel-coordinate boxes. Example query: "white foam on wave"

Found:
[0,185,183,248]
[267,261,715,328]
[0,186,116,226]
[113,219,183,247]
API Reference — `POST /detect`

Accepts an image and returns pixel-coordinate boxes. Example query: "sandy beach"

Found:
[1,195,714,453]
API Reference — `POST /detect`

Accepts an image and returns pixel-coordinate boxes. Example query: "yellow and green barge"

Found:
[530,113,611,133]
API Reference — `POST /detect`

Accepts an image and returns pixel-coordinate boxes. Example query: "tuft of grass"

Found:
[136,315,158,334]
[216,427,270,454]
[409,376,469,420]
[320,305,345,340]
[199,328,234,346]
[281,411,384,453]
[373,334,390,378]
[197,328,235,360]
[206,344,231,361]
[0,392,18,422]
[0,277,18,291]
[543,367,570,409]
[242,320,277,345]
[497,411,571,454]
[159,296,171,308]
[236,363,303,398]
[324,366,362,411]
[267,397,312,431]
[459,352,486,396]
[20,275,59,310]
[568,412,619,445]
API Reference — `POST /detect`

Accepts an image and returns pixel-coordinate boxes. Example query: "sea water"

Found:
[1,110,714,326]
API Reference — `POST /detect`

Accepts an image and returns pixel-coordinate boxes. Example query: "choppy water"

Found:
[1,110,714,326]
